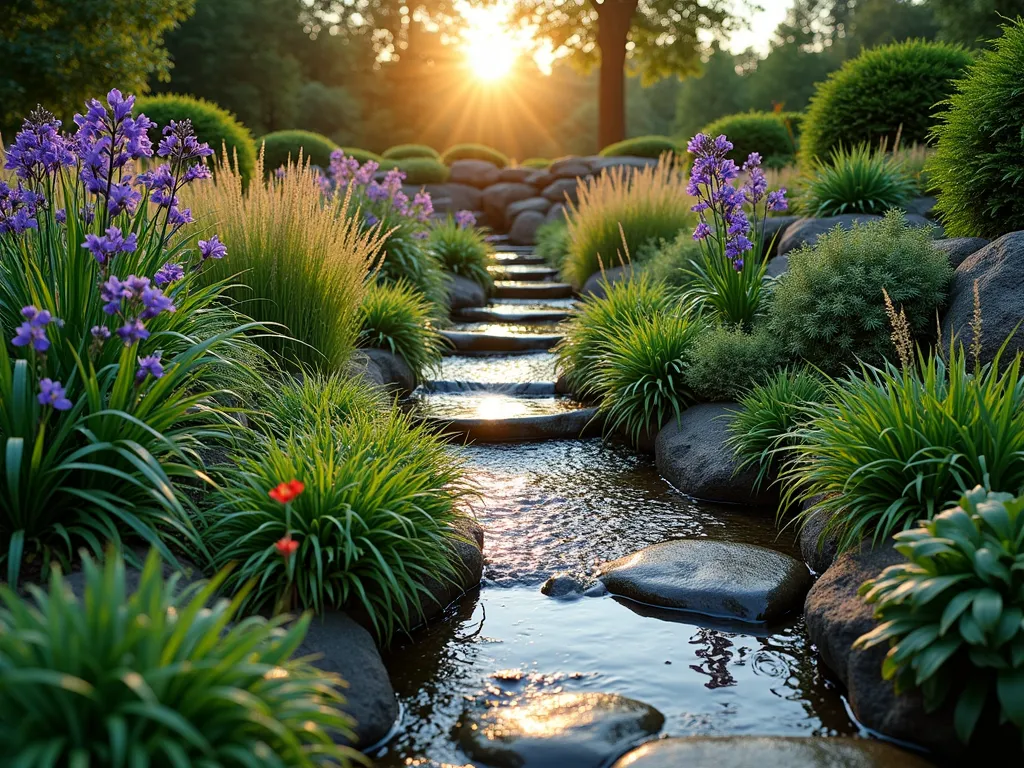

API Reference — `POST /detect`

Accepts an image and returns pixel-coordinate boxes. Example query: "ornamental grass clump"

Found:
[255,372,383,438]
[358,280,445,383]
[554,274,678,400]
[783,344,1024,553]
[534,219,570,269]
[428,212,494,291]
[768,210,951,374]
[207,406,471,639]
[0,91,265,585]
[563,158,692,289]
[682,133,788,327]
[856,487,1024,745]
[0,549,359,766]
[799,143,917,218]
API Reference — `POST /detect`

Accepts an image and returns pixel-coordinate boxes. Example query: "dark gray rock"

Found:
[941,232,1024,366]
[581,264,633,299]
[765,253,789,279]
[933,237,989,270]
[777,214,883,255]
[482,182,538,230]
[427,406,602,443]
[507,196,553,218]
[525,169,555,189]
[445,272,487,311]
[362,348,416,396]
[440,329,561,354]
[347,350,385,389]
[508,210,547,245]
[440,182,483,213]
[450,159,501,189]
[499,167,535,184]
[413,518,484,626]
[297,612,398,749]
[610,737,934,768]
[541,571,591,599]
[551,160,592,179]
[455,692,664,768]
[655,403,776,506]
[546,202,569,223]
[542,177,581,204]
[598,539,811,623]
[904,196,937,219]
[761,215,800,258]
[798,502,839,574]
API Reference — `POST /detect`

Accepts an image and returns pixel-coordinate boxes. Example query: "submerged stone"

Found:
[597,539,811,623]
[455,692,663,768]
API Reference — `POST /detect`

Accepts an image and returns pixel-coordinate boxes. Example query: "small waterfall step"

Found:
[488,265,559,282]
[493,250,547,266]
[456,306,570,324]
[440,329,563,355]
[493,281,574,300]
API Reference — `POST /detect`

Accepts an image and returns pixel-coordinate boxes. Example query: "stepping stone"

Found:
[455,692,664,768]
[456,306,571,324]
[597,539,811,623]
[494,281,574,300]
[440,330,563,355]
[611,736,934,768]
[424,405,601,443]
[488,265,560,282]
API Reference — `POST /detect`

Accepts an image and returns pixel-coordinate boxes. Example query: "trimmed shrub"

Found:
[535,219,571,269]
[208,406,470,639]
[784,344,1024,553]
[441,143,509,168]
[684,324,787,402]
[856,487,1024,745]
[800,144,917,217]
[382,143,441,160]
[393,156,451,185]
[563,162,692,288]
[260,129,338,173]
[428,216,494,291]
[136,93,257,182]
[929,19,1024,238]
[521,157,551,169]
[726,368,828,490]
[0,550,358,765]
[358,281,445,383]
[800,40,973,163]
[698,112,797,168]
[599,135,679,158]
[768,211,952,373]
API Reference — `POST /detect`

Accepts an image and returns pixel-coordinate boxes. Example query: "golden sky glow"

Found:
[458,3,556,81]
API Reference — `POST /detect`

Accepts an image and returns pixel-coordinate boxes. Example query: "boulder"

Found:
[798,502,839,574]
[347,349,386,390]
[507,196,552,218]
[581,264,633,299]
[933,237,989,270]
[904,196,937,219]
[482,182,537,230]
[445,272,487,311]
[455,692,664,768]
[762,215,800,258]
[765,254,789,279]
[546,202,569,223]
[440,182,483,213]
[611,737,934,768]
[542,177,581,204]
[499,167,535,184]
[525,169,554,189]
[551,160,592,180]
[413,518,484,626]
[598,539,811,623]
[777,214,883,255]
[541,571,591,599]
[508,210,546,246]
[297,612,398,749]
[654,403,776,506]
[362,348,416,396]
[903,212,942,235]
[449,159,501,189]
[941,232,1024,366]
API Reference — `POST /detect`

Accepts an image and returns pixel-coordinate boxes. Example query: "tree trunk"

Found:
[596,0,638,149]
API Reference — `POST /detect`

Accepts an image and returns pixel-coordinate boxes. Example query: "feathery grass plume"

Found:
[358,280,445,383]
[882,287,914,370]
[971,279,983,370]
[799,143,917,218]
[782,341,1024,553]
[562,154,693,288]
[187,149,384,372]
[0,549,361,765]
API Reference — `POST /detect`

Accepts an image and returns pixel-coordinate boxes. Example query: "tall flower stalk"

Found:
[683,133,788,327]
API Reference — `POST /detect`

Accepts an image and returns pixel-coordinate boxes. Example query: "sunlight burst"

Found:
[461,6,527,82]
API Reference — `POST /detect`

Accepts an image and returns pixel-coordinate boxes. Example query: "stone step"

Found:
[488,264,559,281]
[440,330,563,355]
[492,252,548,266]
[455,306,571,324]
[421,381,557,395]
[421,404,602,443]
[494,281,574,300]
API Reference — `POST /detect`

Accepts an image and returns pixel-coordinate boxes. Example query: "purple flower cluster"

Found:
[454,210,477,229]
[154,262,185,286]
[4,107,76,183]
[0,181,41,235]
[82,225,137,266]
[98,274,176,345]
[136,352,164,383]
[198,234,227,262]
[327,150,435,229]
[38,378,72,411]
[12,305,58,353]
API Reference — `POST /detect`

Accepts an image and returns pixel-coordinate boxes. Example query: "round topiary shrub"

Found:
[260,129,338,173]
[382,143,440,161]
[440,143,509,168]
[929,19,1024,238]
[698,112,796,168]
[135,94,256,182]
[598,135,679,159]
[393,157,451,185]
[800,40,973,163]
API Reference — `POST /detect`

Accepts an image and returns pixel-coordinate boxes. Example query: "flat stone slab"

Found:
[455,692,664,768]
[455,306,570,324]
[494,281,574,300]
[597,539,811,623]
[440,330,563,354]
[611,737,934,768]
[427,406,601,443]
[488,265,560,281]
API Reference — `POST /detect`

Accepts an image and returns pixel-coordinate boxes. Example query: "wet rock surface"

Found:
[598,539,811,623]
[454,692,664,768]
[445,272,488,310]
[363,347,416,396]
[581,264,633,299]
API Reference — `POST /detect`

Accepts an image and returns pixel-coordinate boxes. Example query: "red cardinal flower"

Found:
[274,535,299,559]
[269,479,305,504]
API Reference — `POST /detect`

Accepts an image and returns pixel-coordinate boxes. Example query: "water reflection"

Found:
[439,353,558,384]
[449,322,569,336]
[410,392,582,420]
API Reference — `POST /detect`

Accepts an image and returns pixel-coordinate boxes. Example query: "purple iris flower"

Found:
[136,352,165,383]
[38,379,72,411]
[198,234,227,261]
[154,262,185,286]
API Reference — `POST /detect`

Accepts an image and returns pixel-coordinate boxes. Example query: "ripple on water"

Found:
[410,392,583,419]
[439,352,558,384]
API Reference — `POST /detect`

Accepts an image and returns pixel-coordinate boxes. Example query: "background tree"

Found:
[0,0,194,137]
[929,0,1024,45]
